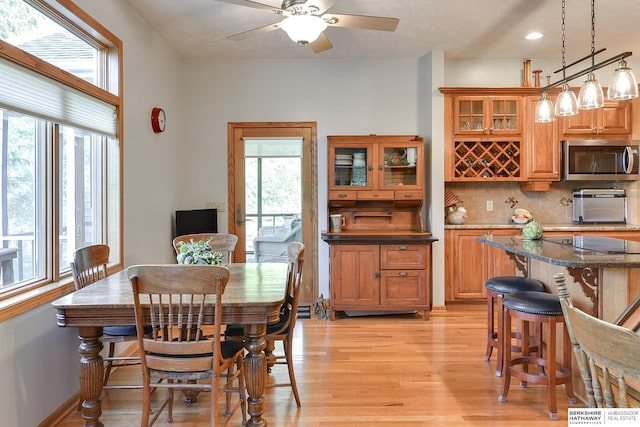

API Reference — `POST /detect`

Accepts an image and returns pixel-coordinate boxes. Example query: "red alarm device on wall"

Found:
[151,107,166,133]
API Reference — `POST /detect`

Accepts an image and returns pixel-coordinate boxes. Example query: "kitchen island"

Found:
[477,233,640,406]
[477,234,640,322]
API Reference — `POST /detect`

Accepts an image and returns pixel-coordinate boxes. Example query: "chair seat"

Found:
[503,291,563,316]
[485,276,546,294]
[103,326,138,336]
[221,340,245,360]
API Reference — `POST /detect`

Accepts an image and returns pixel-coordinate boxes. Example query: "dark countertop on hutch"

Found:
[321,231,437,243]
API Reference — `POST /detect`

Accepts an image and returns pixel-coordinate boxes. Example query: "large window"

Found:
[0,0,122,312]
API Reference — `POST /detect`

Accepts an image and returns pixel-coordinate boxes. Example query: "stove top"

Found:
[542,235,640,255]
[543,236,640,255]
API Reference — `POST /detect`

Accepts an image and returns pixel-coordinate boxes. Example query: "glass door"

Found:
[243,138,303,263]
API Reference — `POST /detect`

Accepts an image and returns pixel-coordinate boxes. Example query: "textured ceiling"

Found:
[123,0,640,62]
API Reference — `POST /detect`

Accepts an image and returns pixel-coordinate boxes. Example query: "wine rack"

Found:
[453,140,521,180]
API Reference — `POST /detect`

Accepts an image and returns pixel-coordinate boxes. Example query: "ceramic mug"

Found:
[330,214,345,232]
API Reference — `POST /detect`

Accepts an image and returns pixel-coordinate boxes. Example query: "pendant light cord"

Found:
[590,0,596,67]
[561,0,567,79]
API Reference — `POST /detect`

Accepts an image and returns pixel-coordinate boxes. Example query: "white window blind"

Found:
[243,137,303,157]
[0,58,117,138]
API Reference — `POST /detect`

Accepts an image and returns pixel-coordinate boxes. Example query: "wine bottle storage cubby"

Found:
[453,140,521,179]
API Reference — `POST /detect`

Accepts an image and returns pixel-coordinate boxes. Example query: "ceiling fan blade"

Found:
[310,31,332,53]
[227,22,281,41]
[306,0,335,15]
[214,0,284,14]
[323,13,399,32]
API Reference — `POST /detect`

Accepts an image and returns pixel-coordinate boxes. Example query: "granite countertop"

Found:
[477,234,640,268]
[446,223,640,232]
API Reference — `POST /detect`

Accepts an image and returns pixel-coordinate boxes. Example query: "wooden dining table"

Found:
[52,262,289,427]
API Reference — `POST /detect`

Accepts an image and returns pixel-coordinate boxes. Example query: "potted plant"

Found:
[176,238,224,265]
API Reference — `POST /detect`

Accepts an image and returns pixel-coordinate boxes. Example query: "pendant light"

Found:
[534,0,636,124]
[534,91,555,123]
[577,0,604,109]
[608,59,639,100]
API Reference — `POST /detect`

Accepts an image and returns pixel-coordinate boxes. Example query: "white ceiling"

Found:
[123,0,640,62]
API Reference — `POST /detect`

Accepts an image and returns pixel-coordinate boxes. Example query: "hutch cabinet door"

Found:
[330,245,380,307]
[377,142,424,193]
[328,142,374,192]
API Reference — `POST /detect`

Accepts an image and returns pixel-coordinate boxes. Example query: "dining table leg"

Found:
[77,326,105,427]
[243,323,268,427]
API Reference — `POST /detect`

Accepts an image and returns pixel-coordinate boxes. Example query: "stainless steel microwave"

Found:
[562,140,640,181]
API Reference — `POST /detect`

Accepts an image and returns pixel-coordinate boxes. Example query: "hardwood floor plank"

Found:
[52,303,584,426]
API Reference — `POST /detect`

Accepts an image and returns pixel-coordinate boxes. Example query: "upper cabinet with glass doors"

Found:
[454,95,522,136]
[328,135,424,203]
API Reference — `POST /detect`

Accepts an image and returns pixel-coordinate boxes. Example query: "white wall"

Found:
[180,58,421,299]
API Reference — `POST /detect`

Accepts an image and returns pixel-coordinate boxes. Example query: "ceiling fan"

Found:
[216,0,399,53]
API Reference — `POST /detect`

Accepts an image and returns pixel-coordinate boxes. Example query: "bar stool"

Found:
[499,291,576,420]
[484,276,546,377]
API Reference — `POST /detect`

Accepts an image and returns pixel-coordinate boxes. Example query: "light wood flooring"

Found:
[53,303,582,426]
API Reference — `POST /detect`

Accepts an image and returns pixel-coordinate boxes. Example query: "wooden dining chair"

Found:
[555,273,640,408]
[173,233,238,265]
[128,264,246,426]
[70,244,140,391]
[225,242,305,407]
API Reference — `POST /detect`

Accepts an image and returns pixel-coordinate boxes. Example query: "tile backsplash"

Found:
[445,181,638,225]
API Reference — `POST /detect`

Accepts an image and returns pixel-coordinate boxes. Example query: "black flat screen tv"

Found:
[175,209,218,237]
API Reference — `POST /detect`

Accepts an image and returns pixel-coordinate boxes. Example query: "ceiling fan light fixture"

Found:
[555,84,579,117]
[280,15,327,44]
[534,91,555,123]
[608,59,639,100]
[578,72,604,109]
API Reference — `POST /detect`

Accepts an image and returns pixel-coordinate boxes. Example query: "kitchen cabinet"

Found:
[445,228,640,302]
[445,229,520,301]
[328,134,424,204]
[329,242,431,320]
[453,95,522,136]
[442,89,525,182]
[560,100,632,137]
[523,95,560,182]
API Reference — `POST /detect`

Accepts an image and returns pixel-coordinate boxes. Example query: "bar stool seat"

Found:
[485,276,546,376]
[499,291,576,420]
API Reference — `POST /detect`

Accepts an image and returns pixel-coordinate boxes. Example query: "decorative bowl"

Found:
[511,216,530,225]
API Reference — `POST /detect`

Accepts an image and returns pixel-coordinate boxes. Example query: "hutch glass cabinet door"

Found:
[328,143,374,191]
[378,143,423,191]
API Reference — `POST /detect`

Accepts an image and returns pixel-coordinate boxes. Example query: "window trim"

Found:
[0,0,124,321]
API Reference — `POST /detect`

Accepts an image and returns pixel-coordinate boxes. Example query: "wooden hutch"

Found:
[321,134,437,320]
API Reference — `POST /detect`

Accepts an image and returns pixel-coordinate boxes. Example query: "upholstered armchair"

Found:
[253,220,302,263]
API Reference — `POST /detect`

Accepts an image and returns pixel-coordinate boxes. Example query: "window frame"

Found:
[0,0,123,321]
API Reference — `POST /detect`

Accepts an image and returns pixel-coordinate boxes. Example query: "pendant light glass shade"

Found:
[534,92,555,123]
[578,72,604,109]
[280,15,327,44]
[555,84,579,117]
[608,59,639,100]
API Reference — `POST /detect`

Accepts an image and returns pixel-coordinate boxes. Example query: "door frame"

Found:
[227,121,318,306]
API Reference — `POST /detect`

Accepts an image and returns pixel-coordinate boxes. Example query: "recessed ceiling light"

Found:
[525,32,544,40]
